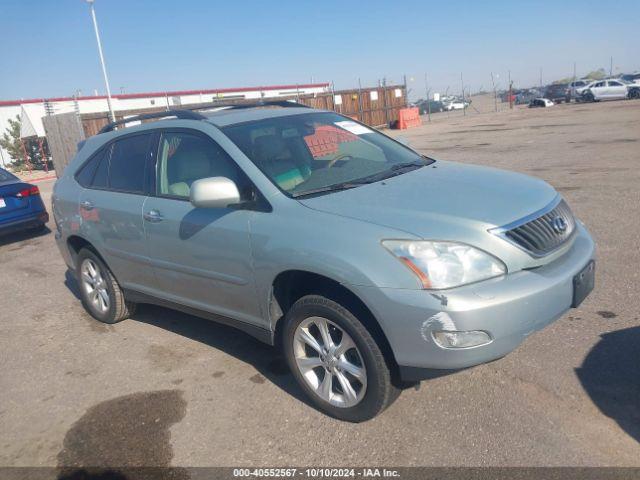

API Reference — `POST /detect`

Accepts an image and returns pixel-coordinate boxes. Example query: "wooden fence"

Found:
[304,85,408,127]
[80,84,407,137]
[44,84,407,175]
[42,112,85,176]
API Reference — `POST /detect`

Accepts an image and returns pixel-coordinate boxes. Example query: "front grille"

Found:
[493,199,576,257]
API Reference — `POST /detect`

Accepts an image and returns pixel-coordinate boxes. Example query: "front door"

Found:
[592,81,607,100]
[142,129,263,327]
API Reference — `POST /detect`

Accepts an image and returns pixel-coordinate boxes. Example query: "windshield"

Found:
[222,112,432,197]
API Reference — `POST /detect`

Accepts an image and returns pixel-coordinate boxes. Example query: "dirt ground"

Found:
[1,98,639,469]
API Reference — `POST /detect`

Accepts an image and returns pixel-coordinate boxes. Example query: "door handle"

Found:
[80,200,94,211]
[143,210,164,222]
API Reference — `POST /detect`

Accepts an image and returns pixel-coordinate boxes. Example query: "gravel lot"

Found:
[1,98,639,469]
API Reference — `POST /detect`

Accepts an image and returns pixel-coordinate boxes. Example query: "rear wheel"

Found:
[76,248,136,324]
[283,295,399,422]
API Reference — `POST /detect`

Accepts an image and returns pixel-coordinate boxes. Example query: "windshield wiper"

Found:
[291,161,427,198]
[389,161,425,171]
[348,161,426,185]
[291,182,361,198]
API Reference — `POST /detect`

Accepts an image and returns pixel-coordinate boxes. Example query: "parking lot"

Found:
[1,98,639,468]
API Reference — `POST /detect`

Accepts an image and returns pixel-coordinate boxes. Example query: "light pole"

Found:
[86,0,115,122]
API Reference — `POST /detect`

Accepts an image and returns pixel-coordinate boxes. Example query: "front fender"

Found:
[248,204,423,323]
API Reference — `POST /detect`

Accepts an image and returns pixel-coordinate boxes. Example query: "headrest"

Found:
[173,149,210,181]
[252,135,289,164]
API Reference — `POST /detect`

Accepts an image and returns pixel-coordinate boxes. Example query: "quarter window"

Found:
[91,147,110,189]
[76,149,106,187]
[109,134,152,194]
[156,131,248,199]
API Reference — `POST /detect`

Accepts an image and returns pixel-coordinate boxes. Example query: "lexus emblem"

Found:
[551,216,568,234]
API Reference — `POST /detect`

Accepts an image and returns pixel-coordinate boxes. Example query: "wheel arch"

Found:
[66,235,104,269]
[270,269,400,378]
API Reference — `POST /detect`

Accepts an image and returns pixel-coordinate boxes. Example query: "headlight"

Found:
[382,240,506,289]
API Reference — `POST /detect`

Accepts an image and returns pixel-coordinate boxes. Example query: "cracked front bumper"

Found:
[352,224,595,379]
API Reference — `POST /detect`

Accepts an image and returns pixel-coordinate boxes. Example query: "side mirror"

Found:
[190,177,240,209]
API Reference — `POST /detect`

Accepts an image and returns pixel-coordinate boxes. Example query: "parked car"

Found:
[529,98,554,108]
[566,79,592,102]
[543,84,569,103]
[573,81,596,100]
[516,89,543,105]
[581,79,640,101]
[0,167,49,236]
[53,104,595,422]
[417,100,444,114]
[443,99,469,111]
[620,73,640,85]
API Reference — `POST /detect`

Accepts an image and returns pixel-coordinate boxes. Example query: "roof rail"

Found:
[98,109,207,134]
[191,100,311,112]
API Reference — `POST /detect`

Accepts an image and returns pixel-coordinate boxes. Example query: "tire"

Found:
[282,295,399,422]
[76,248,136,324]
[583,91,595,102]
[629,88,640,99]
[31,223,47,234]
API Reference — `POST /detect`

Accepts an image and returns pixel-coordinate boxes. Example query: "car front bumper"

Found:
[352,223,595,380]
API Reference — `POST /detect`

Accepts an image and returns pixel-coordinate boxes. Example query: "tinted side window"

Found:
[92,146,110,189]
[156,131,249,199]
[109,134,152,193]
[76,149,106,187]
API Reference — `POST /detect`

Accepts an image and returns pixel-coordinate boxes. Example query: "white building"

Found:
[0,82,330,167]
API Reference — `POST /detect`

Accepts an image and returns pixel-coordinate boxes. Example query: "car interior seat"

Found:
[168,148,211,197]
[252,135,309,191]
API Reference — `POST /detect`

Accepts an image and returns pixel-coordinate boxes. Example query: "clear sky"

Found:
[1,0,638,101]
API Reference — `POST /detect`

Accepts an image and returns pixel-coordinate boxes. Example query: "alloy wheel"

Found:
[80,258,110,314]
[293,316,367,408]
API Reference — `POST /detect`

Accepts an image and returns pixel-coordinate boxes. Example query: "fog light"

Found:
[432,330,491,349]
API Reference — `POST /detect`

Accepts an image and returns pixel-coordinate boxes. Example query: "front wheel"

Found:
[629,88,640,99]
[283,295,399,422]
[583,91,595,102]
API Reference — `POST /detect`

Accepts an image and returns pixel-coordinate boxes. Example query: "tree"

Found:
[552,76,576,85]
[0,115,51,171]
[584,68,608,81]
[0,116,24,165]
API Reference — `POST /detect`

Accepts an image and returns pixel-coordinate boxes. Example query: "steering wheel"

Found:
[326,154,353,169]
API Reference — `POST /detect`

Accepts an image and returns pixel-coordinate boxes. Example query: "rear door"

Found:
[78,132,157,291]
[142,129,263,327]
[607,80,627,99]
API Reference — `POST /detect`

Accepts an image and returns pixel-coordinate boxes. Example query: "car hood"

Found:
[298,160,558,240]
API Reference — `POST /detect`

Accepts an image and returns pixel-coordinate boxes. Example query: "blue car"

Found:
[0,167,49,236]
